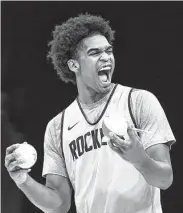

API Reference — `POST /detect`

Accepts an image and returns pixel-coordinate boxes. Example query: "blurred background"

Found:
[1,1,183,213]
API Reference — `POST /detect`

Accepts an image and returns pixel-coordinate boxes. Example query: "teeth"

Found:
[100,66,111,71]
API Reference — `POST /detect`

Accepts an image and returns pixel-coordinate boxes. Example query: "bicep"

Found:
[146,143,172,167]
[46,174,72,212]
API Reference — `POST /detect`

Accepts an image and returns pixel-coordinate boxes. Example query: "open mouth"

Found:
[98,65,111,83]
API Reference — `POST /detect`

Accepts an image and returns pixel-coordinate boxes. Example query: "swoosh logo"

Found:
[68,121,79,131]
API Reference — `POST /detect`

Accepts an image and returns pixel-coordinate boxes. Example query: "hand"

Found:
[5,143,31,186]
[108,128,147,166]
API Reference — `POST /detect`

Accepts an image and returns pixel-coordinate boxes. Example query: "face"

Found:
[76,34,115,94]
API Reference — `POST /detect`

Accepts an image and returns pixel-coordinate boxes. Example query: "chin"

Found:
[99,83,113,94]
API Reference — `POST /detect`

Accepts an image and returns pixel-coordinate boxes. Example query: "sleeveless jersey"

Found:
[42,84,176,213]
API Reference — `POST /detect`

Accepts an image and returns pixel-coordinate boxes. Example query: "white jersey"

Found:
[42,84,175,213]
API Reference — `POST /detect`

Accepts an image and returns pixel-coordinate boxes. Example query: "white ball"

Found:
[102,115,128,138]
[14,143,37,169]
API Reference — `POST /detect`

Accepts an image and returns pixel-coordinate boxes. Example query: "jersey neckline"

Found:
[76,84,118,125]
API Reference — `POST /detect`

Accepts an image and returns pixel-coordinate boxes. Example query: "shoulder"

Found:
[46,100,77,133]
[131,88,154,97]
[44,110,68,148]
[131,88,159,106]
[116,84,158,104]
[46,112,62,134]
[114,84,131,99]
[128,88,164,121]
[130,88,166,124]
[116,83,131,92]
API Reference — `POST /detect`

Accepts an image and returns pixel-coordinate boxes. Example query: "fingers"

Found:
[6,142,28,156]
[102,136,110,143]
[108,139,122,154]
[5,152,24,171]
[127,128,141,143]
[102,134,122,153]
[8,161,19,172]
[7,160,22,172]
[5,153,16,168]
[5,145,23,169]
[6,144,21,155]
[109,132,129,149]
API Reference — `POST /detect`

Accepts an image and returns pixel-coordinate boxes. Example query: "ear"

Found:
[67,59,80,73]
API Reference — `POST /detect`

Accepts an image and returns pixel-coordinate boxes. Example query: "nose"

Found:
[99,51,111,62]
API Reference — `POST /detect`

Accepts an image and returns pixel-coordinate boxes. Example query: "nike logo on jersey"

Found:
[68,121,79,130]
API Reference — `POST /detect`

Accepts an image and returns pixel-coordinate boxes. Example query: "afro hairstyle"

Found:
[47,13,115,84]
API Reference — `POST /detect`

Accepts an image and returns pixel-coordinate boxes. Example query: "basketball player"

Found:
[5,14,176,213]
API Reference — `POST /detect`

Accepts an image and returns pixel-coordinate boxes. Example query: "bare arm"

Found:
[134,143,173,190]
[5,144,72,213]
[17,174,72,213]
[108,130,173,190]
[123,89,174,189]
[45,174,72,213]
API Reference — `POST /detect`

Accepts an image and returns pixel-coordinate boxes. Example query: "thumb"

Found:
[22,168,31,173]
[127,127,139,142]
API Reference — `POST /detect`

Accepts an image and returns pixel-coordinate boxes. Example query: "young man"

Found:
[5,14,176,213]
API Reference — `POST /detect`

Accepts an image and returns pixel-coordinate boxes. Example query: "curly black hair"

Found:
[47,13,115,84]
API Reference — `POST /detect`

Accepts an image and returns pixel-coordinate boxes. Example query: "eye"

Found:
[106,48,113,54]
[90,51,100,56]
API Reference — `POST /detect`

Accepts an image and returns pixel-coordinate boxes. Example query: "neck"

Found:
[77,82,114,105]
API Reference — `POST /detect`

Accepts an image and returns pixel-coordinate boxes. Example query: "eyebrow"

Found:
[87,45,113,54]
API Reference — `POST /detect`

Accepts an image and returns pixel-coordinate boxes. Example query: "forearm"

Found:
[134,153,173,190]
[17,175,64,212]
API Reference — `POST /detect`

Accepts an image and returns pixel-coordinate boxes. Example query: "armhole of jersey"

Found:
[128,88,138,129]
[60,110,75,194]
[60,110,66,161]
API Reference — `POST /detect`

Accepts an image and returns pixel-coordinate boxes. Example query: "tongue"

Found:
[99,72,108,82]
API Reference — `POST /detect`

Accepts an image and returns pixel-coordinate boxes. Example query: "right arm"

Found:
[5,143,72,213]
[5,114,72,212]
[17,173,72,213]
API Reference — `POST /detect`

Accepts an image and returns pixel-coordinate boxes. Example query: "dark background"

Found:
[1,1,183,213]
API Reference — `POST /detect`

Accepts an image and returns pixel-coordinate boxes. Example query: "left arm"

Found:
[108,90,175,190]
[132,141,173,190]
[108,131,173,190]
[109,129,173,189]
[140,143,173,190]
